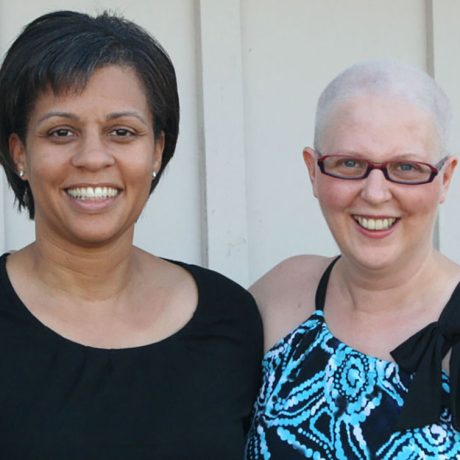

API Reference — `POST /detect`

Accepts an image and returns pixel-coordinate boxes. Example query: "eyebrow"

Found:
[106,111,148,126]
[336,150,425,159]
[37,110,148,126]
[37,112,79,123]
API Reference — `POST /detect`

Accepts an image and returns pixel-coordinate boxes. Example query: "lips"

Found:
[66,186,120,200]
[353,215,398,231]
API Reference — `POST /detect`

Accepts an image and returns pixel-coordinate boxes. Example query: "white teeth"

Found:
[354,216,397,231]
[67,187,119,200]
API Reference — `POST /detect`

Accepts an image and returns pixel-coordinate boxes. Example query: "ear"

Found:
[303,147,318,197]
[439,156,458,204]
[153,131,165,172]
[9,133,28,179]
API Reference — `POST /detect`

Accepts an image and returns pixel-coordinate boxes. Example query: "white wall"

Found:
[1,0,459,286]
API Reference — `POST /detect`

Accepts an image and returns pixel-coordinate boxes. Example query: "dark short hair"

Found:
[0,10,180,219]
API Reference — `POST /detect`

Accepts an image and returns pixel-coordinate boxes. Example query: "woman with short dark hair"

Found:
[0,11,262,459]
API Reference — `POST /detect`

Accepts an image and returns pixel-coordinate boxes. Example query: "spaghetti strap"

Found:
[314,256,341,310]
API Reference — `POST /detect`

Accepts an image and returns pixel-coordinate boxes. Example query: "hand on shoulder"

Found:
[250,254,333,352]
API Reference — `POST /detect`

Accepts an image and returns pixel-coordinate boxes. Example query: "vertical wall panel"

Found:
[431,0,460,263]
[198,0,249,286]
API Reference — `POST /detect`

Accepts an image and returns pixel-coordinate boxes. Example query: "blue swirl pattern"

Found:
[246,311,460,459]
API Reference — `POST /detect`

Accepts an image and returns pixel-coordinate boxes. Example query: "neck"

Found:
[25,232,140,302]
[333,248,444,315]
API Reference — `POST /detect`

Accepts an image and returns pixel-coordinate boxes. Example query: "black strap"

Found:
[314,256,341,311]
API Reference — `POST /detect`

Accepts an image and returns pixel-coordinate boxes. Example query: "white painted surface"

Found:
[199,0,249,285]
[1,0,459,286]
[431,0,460,261]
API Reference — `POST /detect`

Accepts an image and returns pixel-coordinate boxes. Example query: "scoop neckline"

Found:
[263,309,450,379]
[318,309,397,365]
[263,308,399,366]
[0,252,202,353]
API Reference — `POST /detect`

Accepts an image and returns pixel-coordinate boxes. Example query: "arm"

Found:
[250,255,331,352]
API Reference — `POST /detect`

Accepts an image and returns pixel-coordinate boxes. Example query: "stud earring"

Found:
[152,171,157,179]
[19,170,25,178]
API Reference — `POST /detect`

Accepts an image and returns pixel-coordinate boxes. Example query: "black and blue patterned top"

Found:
[246,257,460,459]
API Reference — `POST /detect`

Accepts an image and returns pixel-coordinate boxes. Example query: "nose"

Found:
[70,132,115,171]
[360,168,392,204]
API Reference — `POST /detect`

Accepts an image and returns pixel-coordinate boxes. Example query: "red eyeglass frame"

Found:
[316,154,448,185]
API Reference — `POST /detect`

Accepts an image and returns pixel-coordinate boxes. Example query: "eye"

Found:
[48,128,75,138]
[335,157,362,168]
[109,128,136,137]
[342,159,358,168]
[394,162,422,172]
[321,155,367,178]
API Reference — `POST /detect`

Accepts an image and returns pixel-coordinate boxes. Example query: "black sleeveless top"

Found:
[0,254,263,459]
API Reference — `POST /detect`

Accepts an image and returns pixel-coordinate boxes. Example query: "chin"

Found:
[342,248,401,271]
[64,226,129,248]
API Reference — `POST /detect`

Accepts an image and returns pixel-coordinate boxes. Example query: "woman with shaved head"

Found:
[246,61,460,458]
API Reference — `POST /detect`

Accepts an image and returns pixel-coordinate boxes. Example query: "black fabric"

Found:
[391,283,460,431]
[0,253,263,460]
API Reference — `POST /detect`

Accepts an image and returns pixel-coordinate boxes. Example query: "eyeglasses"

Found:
[316,153,448,185]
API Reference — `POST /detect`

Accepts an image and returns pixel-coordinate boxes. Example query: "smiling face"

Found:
[304,93,457,270]
[10,65,164,248]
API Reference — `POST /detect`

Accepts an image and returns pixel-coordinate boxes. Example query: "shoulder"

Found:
[250,254,332,314]
[250,254,334,352]
[178,261,256,304]
[177,261,263,365]
[172,259,261,325]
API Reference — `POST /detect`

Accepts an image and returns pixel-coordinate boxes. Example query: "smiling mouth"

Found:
[353,216,398,231]
[66,186,120,200]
